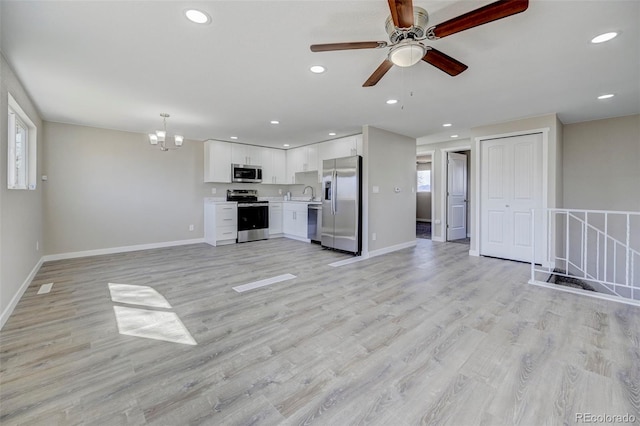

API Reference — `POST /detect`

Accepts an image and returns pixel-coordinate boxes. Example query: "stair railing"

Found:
[530,208,640,305]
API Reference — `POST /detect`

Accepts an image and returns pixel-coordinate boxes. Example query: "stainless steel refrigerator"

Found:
[321,155,362,255]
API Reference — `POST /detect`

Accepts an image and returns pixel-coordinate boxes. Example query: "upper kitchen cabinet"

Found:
[317,134,363,181]
[231,144,262,166]
[286,145,318,183]
[318,135,362,161]
[262,148,287,184]
[204,140,232,183]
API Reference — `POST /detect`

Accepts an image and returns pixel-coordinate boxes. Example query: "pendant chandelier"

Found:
[148,113,183,151]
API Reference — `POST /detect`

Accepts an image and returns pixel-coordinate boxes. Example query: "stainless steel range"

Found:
[227,189,269,243]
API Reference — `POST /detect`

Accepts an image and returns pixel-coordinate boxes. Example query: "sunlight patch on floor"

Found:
[113,306,197,345]
[108,283,172,308]
[109,283,196,345]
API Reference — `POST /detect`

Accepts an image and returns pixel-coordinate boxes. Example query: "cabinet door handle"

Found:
[224,218,232,221]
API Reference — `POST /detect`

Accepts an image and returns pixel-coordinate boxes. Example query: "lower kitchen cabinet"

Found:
[269,202,283,237]
[283,203,308,241]
[204,201,237,246]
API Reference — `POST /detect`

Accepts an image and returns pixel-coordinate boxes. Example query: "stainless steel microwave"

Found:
[232,164,262,183]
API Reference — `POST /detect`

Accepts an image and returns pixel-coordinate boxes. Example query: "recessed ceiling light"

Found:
[442,123,452,127]
[230,136,238,140]
[270,120,280,124]
[329,132,336,136]
[451,134,459,138]
[310,65,326,74]
[185,9,210,24]
[283,144,290,147]
[591,32,618,44]
[597,94,615,100]
[386,99,398,105]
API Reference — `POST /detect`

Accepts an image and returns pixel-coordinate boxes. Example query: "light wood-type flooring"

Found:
[1,238,639,425]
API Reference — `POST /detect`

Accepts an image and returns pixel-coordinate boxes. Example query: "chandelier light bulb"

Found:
[148,113,183,151]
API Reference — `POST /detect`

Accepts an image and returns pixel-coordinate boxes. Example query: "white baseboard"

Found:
[432,236,445,242]
[1,258,44,330]
[469,249,479,256]
[42,238,205,262]
[368,240,417,258]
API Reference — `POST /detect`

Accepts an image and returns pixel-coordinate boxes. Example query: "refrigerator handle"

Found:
[332,170,337,214]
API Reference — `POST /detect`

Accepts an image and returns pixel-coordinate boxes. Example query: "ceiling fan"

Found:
[310,0,529,87]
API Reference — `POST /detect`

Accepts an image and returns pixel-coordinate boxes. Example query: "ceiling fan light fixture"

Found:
[388,42,426,67]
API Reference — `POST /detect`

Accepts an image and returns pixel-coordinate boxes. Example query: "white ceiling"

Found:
[1,1,638,149]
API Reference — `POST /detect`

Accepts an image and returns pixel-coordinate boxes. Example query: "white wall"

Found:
[363,126,416,255]
[0,53,44,328]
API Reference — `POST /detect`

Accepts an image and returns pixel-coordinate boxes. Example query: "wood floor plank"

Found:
[1,239,639,425]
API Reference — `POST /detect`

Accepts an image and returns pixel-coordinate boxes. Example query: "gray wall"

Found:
[1,53,44,326]
[363,126,416,254]
[563,114,639,211]
[42,122,297,255]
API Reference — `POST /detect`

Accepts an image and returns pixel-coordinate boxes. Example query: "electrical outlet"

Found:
[278,189,283,195]
[189,224,194,231]
[372,233,377,241]
[211,187,217,194]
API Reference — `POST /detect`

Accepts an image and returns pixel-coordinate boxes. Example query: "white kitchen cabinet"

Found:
[262,148,287,184]
[204,201,237,246]
[316,135,363,182]
[204,140,232,183]
[286,145,318,183]
[269,201,284,237]
[231,143,262,166]
[283,202,308,241]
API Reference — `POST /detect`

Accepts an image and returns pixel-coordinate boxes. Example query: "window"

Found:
[417,169,431,192]
[7,93,37,190]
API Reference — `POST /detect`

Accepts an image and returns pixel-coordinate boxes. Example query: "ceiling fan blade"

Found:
[363,60,394,87]
[387,0,414,28]
[422,48,468,76]
[310,41,387,52]
[430,0,529,39]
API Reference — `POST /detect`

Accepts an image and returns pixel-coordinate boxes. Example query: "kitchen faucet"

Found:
[302,186,315,200]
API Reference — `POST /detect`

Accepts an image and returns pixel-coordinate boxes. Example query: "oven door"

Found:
[237,204,269,242]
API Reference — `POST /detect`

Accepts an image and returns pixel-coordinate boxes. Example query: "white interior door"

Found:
[447,152,467,241]
[480,133,543,262]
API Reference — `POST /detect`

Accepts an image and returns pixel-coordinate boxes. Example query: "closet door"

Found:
[480,133,543,262]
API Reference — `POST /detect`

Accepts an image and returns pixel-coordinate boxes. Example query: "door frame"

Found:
[416,149,435,240]
[435,145,471,243]
[472,128,550,259]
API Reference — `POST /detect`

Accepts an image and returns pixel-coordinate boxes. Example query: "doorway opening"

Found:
[416,153,432,240]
